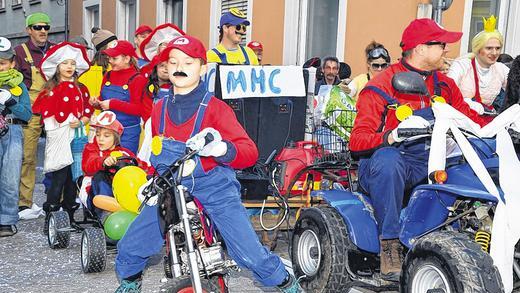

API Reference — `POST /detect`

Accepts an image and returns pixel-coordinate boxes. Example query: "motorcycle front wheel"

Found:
[159,275,226,293]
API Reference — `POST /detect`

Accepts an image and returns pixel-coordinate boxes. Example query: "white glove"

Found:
[137,178,157,206]
[0,89,12,105]
[391,115,430,143]
[464,98,485,115]
[186,127,228,157]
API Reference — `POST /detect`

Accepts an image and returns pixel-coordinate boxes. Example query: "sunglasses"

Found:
[228,24,247,32]
[370,63,389,70]
[31,25,51,31]
[368,47,389,60]
[425,41,447,49]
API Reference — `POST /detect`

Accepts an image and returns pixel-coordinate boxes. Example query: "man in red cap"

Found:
[350,18,488,280]
[114,34,302,293]
[247,40,263,64]
[134,25,152,68]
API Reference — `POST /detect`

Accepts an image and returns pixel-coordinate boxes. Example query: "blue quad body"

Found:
[311,138,501,254]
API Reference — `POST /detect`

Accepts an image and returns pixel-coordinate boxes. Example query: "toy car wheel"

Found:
[47,210,71,249]
[291,206,353,292]
[401,231,503,293]
[81,227,107,273]
[159,275,223,293]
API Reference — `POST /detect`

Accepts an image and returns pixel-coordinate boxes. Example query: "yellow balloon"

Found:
[395,105,413,121]
[151,136,163,156]
[93,195,122,212]
[112,166,147,213]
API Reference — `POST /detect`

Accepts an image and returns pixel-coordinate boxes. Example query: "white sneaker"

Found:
[19,204,44,220]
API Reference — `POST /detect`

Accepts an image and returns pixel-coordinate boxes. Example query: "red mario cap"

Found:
[159,35,207,63]
[135,25,152,36]
[103,40,138,58]
[400,18,462,51]
[247,41,263,51]
[91,111,124,136]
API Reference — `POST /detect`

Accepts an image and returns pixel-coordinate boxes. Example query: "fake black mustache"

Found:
[173,71,188,77]
[236,32,246,36]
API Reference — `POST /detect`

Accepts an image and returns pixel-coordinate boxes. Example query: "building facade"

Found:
[1,0,518,76]
[0,0,66,46]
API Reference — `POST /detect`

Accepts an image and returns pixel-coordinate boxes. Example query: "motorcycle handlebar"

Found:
[397,127,432,138]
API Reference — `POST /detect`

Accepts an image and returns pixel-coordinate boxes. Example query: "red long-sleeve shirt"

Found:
[349,61,487,156]
[100,67,146,116]
[150,95,258,171]
[82,141,153,176]
[141,83,171,122]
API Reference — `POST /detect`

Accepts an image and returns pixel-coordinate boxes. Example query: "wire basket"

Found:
[312,109,356,158]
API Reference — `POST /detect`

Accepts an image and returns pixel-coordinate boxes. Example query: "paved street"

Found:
[0,139,386,293]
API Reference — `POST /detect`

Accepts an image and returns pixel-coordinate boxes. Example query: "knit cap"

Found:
[91,27,117,52]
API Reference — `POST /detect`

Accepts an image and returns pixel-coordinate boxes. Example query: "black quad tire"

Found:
[47,210,71,249]
[291,206,352,292]
[81,227,107,273]
[401,231,503,293]
[159,276,222,293]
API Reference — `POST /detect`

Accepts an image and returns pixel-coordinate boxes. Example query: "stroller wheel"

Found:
[47,211,71,249]
[81,227,107,273]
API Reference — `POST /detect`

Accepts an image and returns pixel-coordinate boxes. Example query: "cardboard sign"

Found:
[202,63,218,93]
[218,65,305,99]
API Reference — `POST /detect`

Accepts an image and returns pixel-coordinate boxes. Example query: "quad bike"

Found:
[291,72,511,293]
[46,156,139,274]
[141,134,234,293]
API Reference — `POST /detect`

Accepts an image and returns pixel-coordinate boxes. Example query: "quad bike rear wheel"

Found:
[401,231,503,293]
[291,206,353,292]
[47,210,71,249]
[81,227,107,273]
[159,275,226,293]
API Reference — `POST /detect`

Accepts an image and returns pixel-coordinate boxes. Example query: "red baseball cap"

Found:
[103,40,138,58]
[135,25,152,36]
[159,35,207,63]
[247,41,263,51]
[400,18,462,51]
[91,111,124,136]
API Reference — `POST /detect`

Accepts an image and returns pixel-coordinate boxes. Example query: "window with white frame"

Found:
[467,0,501,52]
[0,0,6,10]
[283,0,346,65]
[165,0,184,28]
[117,0,138,41]
[84,2,100,45]
[12,0,22,6]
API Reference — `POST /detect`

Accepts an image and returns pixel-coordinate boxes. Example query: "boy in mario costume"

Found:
[114,35,302,293]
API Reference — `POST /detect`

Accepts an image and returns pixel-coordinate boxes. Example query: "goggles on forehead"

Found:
[368,47,389,60]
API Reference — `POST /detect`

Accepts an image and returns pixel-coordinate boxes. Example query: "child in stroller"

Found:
[80,110,151,219]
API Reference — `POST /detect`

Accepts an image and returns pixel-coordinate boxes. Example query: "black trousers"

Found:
[44,165,77,211]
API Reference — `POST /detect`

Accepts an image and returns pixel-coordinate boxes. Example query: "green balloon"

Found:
[104,210,137,240]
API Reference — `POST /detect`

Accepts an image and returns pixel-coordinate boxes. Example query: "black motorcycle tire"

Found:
[401,231,503,293]
[291,206,353,292]
[159,275,223,293]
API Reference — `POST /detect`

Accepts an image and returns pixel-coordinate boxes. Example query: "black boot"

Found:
[43,203,61,235]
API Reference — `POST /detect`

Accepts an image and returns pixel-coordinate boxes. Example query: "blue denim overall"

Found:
[211,45,251,65]
[115,92,287,287]
[358,72,444,239]
[100,73,141,154]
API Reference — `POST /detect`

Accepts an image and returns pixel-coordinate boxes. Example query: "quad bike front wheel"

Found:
[81,227,107,273]
[401,231,504,293]
[291,206,353,292]
[159,275,226,293]
[47,210,71,249]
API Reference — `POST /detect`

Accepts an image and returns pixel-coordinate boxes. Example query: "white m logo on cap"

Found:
[174,37,189,45]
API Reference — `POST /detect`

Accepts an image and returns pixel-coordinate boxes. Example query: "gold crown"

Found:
[483,15,497,32]
[229,7,246,18]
